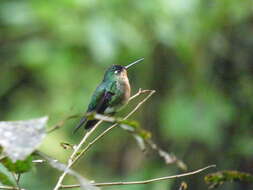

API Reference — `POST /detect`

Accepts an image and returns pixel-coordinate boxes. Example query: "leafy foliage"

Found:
[205,170,253,188]
[1,156,33,174]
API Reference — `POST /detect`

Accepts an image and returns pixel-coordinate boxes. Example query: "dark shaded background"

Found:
[1,0,253,189]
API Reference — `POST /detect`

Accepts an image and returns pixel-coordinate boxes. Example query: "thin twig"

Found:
[0,186,17,190]
[128,89,153,101]
[16,174,21,185]
[11,173,21,190]
[53,89,155,190]
[0,186,25,190]
[53,120,103,190]
[47,115,79,133]
[61,165,216,188]
[146,139,187,170]
[125,90,155,119]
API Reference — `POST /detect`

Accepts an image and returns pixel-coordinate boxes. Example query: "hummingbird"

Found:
[74,58,144,132]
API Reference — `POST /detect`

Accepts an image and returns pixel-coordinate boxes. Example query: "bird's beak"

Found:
[125,58,144,70]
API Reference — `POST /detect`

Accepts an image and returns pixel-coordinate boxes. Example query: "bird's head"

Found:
[103,65,127,81]
[103,58,144,82]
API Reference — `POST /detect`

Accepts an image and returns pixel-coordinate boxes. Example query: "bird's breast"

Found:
[118,77,131,104]
[105,79,130,115]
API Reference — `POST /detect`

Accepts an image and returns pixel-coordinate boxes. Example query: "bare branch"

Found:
[47,115,79,134]
[53,120,103,190]
[11,173,21,190]
[126,90,155,118]
[0,186,25,190]
[146,139,187,170]
[61,165,216,189]
[128,89,154,101]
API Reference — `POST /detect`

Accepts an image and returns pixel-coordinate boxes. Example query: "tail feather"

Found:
[85,119,98,129]
[73,117,87,134]
[85,111,116,129]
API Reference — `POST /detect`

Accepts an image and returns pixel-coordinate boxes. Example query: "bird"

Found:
[74,58,144,132]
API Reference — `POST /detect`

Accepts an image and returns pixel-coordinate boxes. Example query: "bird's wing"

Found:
[93,90,115,113]
[87,82,115,113]
[73,83,115,133]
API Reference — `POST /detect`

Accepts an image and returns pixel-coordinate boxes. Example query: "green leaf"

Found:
[1,155,33,174]
[0,171,14,186]
[120,120,140,129]
[205,170,253,188]
[137,129,151,139]
[120,120,151,139]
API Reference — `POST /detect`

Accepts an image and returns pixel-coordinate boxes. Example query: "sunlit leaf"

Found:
[0,117,48,162]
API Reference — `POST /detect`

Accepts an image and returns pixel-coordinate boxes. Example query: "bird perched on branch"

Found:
[74,58,144,132]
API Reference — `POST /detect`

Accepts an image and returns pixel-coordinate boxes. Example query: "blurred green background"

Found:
[1,0,253,189]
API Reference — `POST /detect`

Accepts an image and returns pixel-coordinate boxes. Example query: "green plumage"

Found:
[74,65,130,132]
[87,80,125,113]
[74,58,143,132]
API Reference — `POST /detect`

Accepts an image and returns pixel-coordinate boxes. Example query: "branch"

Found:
[47,115,79,134]
[128,89,153,101]
[61,165,216,189]
[0,186,25,190]
[53,89,155,190]
[11,173,21,190]
[146,139,187,170]
[0,186,17,190]
[53,120,103,190]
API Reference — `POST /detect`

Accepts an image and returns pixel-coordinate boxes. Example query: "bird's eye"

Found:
[114,70,119,74]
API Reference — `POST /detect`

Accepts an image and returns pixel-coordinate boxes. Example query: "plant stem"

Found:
[53,120,103,190]
[60,165,216,188]
[0,185,25,190]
